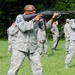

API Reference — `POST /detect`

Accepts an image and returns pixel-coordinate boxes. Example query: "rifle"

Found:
[23,11,75,21]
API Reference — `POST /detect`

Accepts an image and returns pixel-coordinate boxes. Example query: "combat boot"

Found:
[65,64,69,69]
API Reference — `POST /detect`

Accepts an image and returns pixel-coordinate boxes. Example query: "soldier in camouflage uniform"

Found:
[65,19,75,69]
[50,21,59,51]
[7,22,18,53]
[7,4,59,75]
[64,19,70,53]
[37,22,48,56]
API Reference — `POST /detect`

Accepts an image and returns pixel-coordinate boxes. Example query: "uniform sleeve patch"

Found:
[17,17,22,23]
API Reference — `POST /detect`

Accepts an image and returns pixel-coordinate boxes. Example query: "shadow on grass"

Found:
[56,48,63,51]
[0,55,8,59]
[70,64,75,68]
[48,53,54,56]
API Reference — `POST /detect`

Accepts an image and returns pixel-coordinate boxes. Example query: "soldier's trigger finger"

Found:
[34,16,41,21]
[37,14,43,17]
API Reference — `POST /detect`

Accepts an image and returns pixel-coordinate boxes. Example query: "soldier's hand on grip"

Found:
[52,13,59,19]
[34,14,43,21]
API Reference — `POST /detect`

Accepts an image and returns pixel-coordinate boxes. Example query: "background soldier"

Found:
[50,20,59,52]
[7,22,18,53]
[65,19,75,69]
[64,19,70,53]
[37,20,48,56]
[7,4,59,75]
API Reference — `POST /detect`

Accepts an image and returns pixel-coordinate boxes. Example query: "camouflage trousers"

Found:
[65,40,75,65]
[52,36,59,49]
[65,38,70,52]
[7,49,43,75]
[38,40,48,55]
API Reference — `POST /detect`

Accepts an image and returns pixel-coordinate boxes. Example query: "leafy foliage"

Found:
[0,0,75,39]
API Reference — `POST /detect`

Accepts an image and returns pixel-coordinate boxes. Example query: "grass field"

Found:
[0,40,75,75]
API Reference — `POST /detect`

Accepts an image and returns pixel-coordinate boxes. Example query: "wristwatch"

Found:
[32,18,36,22]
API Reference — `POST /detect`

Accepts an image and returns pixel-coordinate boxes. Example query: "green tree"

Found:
[0,0,75,39]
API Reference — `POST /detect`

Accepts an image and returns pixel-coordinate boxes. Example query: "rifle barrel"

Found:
[40,11,75,15]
